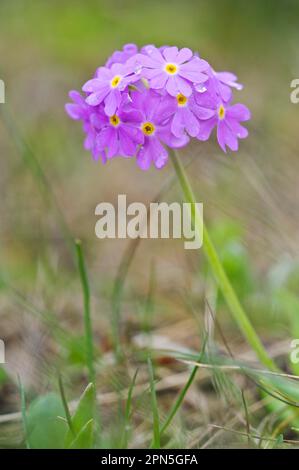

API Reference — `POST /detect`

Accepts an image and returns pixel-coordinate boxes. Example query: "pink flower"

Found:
[196,95,251,152]
[65,90,106,162]
[66,44,251,168]
[132,46,209,97]
[212,70,243,102]
[129,89,189,170]
[96,99,143,159]
[82,63,136,116]
[170,92,215,138]
[106,43,138,67]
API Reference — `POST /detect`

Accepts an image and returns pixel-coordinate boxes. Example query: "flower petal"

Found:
[171,109,185,137]
[216,71,243,90]
[69,90,85,105]
[83,78,106,93]
[165,77,180,96]
[217,120,227,152]
[85,87,109,106]
[218,83,232,102]
[147,46,165,63]
[95,67,112,80]
[175,76,192,96]
[197,117,217,141]
[217,121,239,152]
[183,108,200,137]
[107,128,119,158]
[120,109,143,124]
[150,72,168,90]
[104,90,121,116]
[121,125,143,144]
[137,141,152,170]
[179,68,208,84]
[97,126,113,150]
[153,95,176,123]
[84,130,94,151]
[150,138,168,168]
[143,68,164,79]
[176,47,193,64]
[226,118,249,139]
[65,104,83,120]
[226,103,251,121]
[180,57,209,73]
[162,46,178,62]
[191,102,215,120]
[118,127,137,156]
[159,129,189,148]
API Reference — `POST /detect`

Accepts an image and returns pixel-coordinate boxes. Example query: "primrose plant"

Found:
[66,43,250,170]
[66,44,278,374]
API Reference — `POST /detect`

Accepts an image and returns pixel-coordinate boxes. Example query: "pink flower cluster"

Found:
[66,44,250,170]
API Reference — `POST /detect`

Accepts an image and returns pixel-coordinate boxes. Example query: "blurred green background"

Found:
[0,0,299,448]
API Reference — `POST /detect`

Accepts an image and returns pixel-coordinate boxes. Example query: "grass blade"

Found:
[75,240,95,384]
[241,390,251,446]
[18,375,30,449]
[121,369,138,448]
[160,334,208,436]
[58,373,75,437]
[148,358,160,449]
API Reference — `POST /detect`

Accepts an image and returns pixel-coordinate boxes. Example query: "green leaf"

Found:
[27,393,67,449]
[65,382,95,447]
[68,419,94,449]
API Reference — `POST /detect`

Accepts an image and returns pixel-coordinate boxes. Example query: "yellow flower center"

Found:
[176,93,188,106]
[109,114,120,126]
[111,75,121,88]
[165,63,178,75]
[141,121,155,136]
[218,104,226,120]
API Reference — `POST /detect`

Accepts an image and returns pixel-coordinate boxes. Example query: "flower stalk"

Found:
[170,149,277,372]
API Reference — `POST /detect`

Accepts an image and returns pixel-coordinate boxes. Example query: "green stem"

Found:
[170,150,277,372]
[75,240,96,384]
